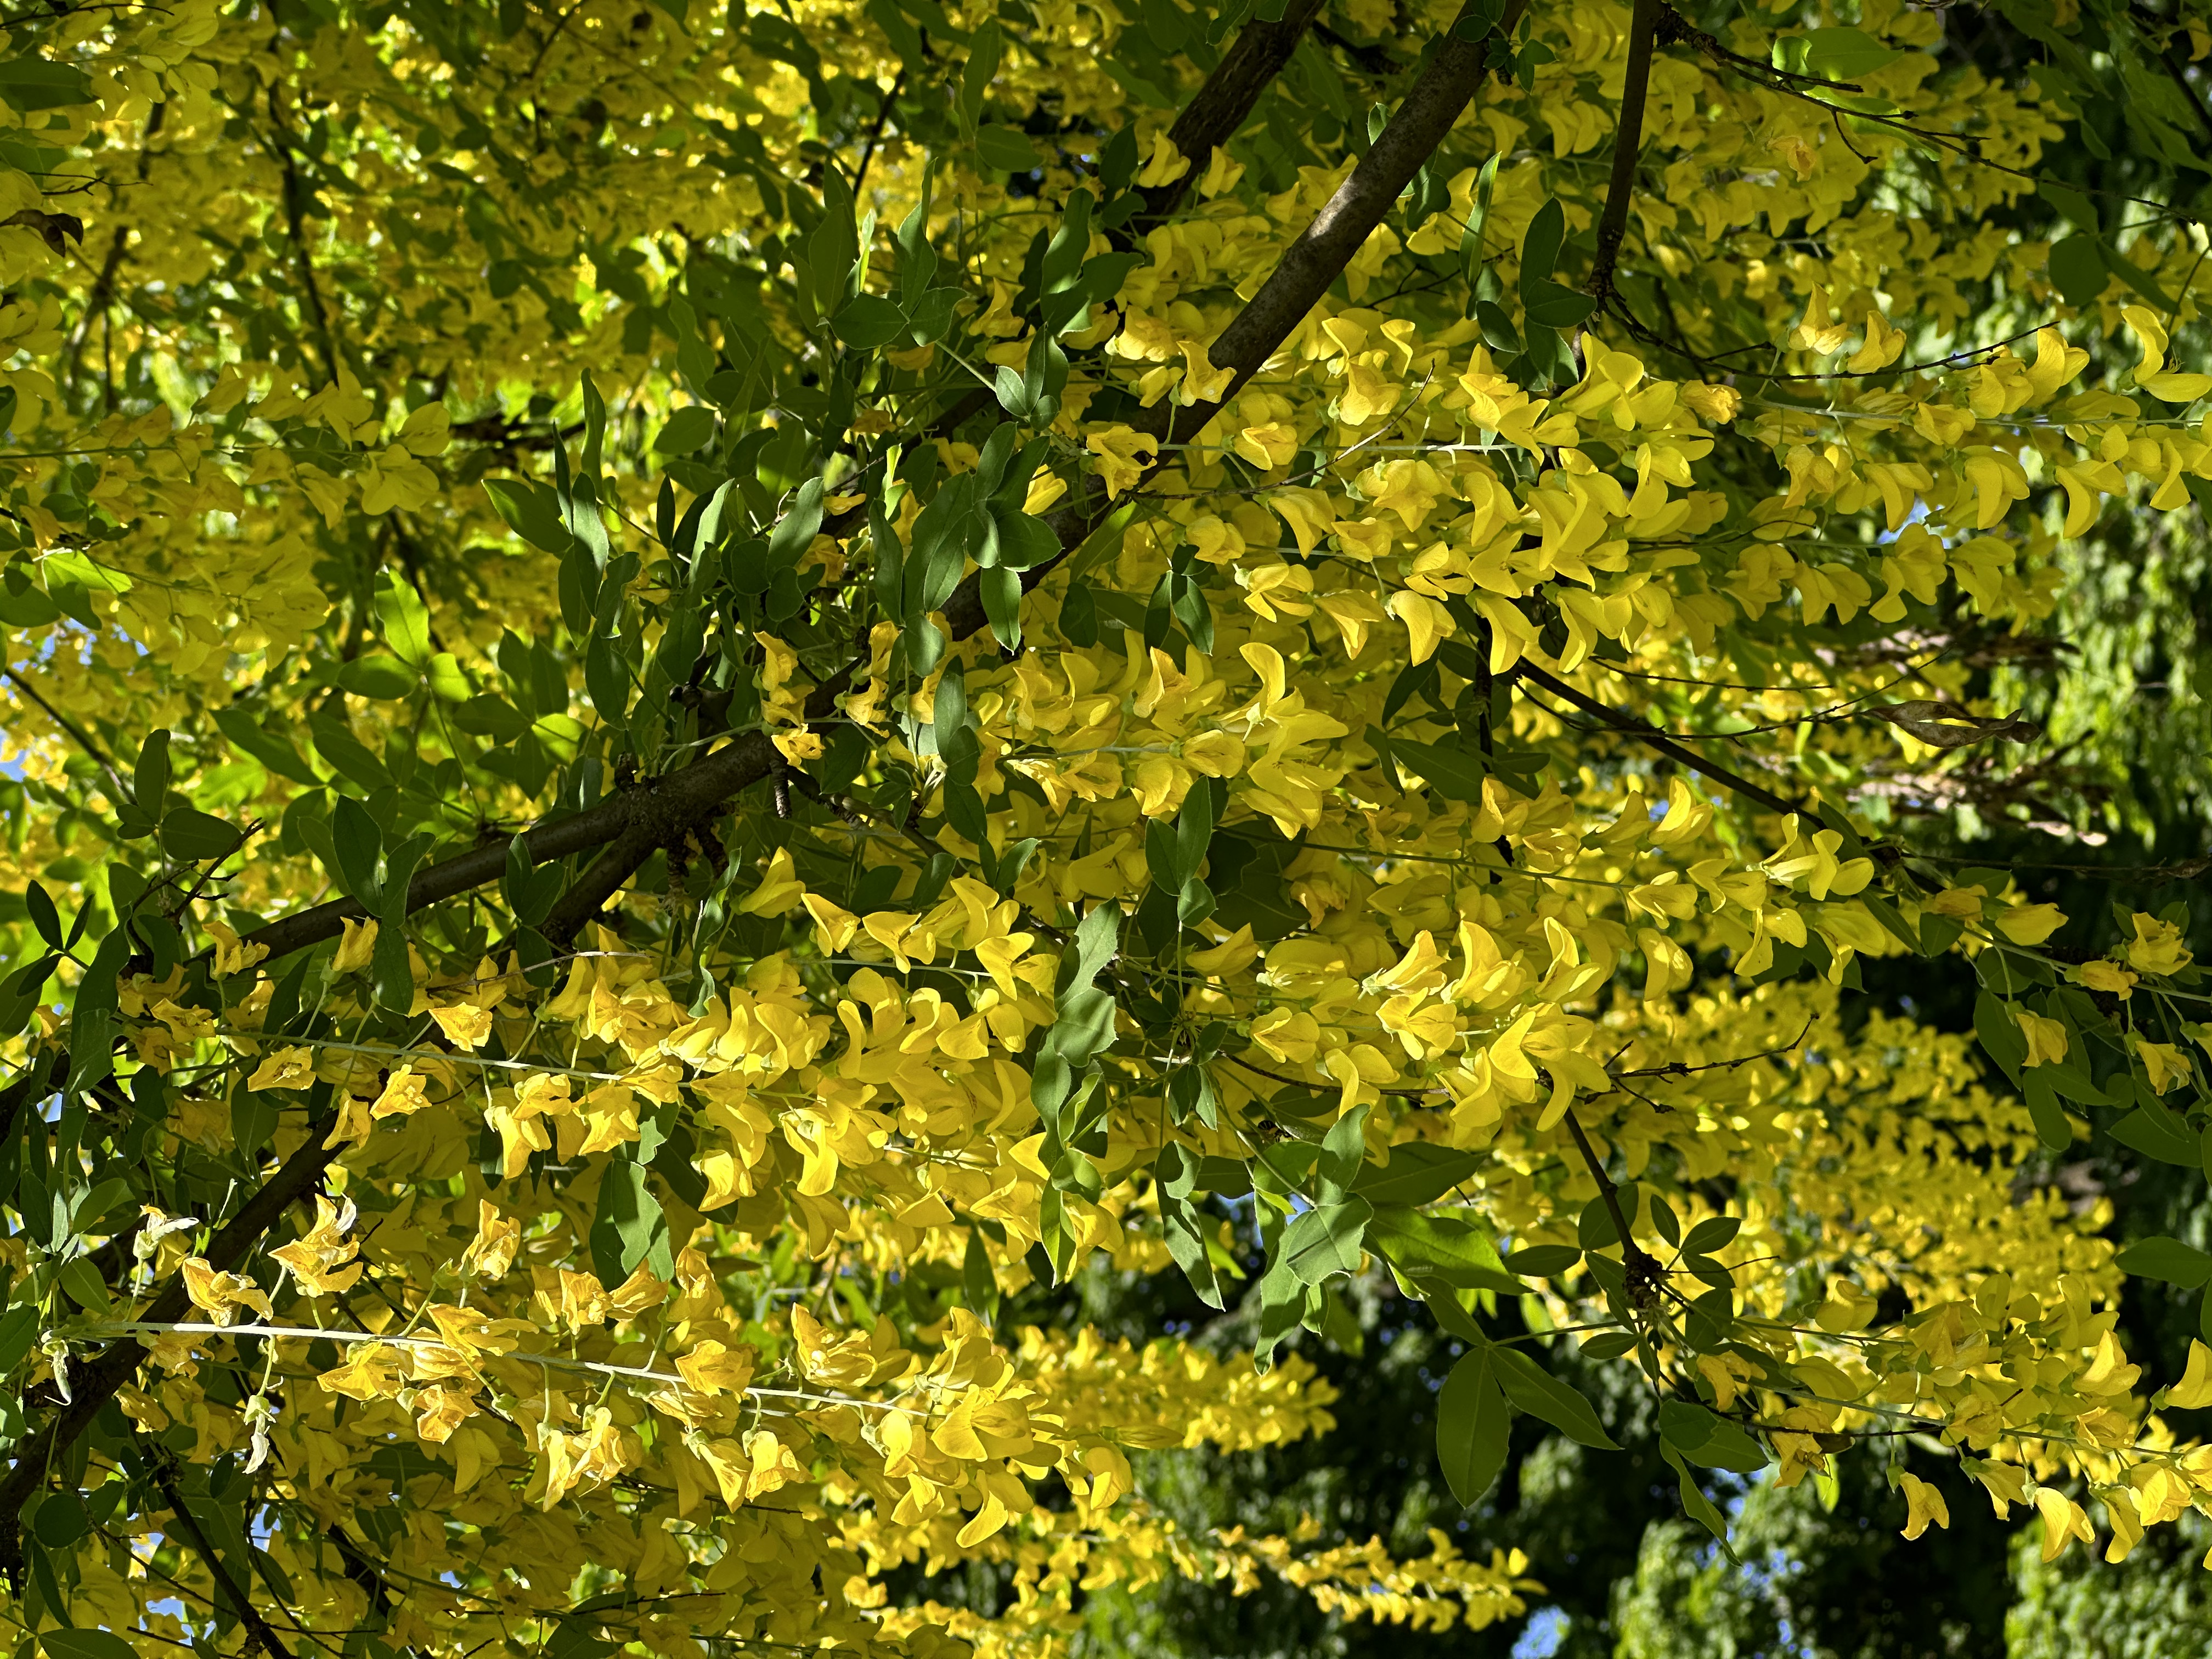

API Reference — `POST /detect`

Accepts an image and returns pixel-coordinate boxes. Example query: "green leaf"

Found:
[991,509,1062,570]
[1368,1206,1521,1293]
[2115,1235,2212,1289]
[0,57,93,112]
[1972,990,2026,1085]
[1523,278,1595,330]
[833,294,910,351]
[1662,1443,1740,1558]
[1436,1348,1510,1505]
[1502,1243,1582,1277]
[1519,197,1566,288]
[1156,1143,1224,1310]
[1386,738,1489,802]
[374,834,431,1014]
[766,476,825,570]
[1350,1142,1483,1206]
[962,21,1005,126]
[2111,1107,2198,1166]
[1799,25,1902,81]
[1659,1400,1767,1471]
[373,568,433,667]
[57,1256,110,1314]
[325,795,382,907]
[41,1630,140,1659]
[2022,1070,2071,1152]
[157,808,243,862]
[0,1304,38,1375]
[975,123,1037,171]
[654,406,720,454]
[23,881,60,949]
[134,728,172,809]
[1314,1103,1370,1196]
[1681,1216,1741,1255]
[453,694,532,741]
[425,652,472,703]
[483,477,574,554]
[981,566,1022,650]
[336,654,420,700]
[212,708,320,787]
[1489,1345,1621,1449]
[2049,235,2109,308]
[1278,1197,1372,1286]
[590,1160,675,1284]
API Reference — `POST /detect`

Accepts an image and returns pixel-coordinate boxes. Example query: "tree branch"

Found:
[263,87,342,386]
[1515,661,1805,819]
[1589,0,1661,300]
[0,1120,342,1585]
[545,0,1525,937]
[1139,0,1330,221]
[0,18,1534,1533]
[148,1460,298,1659]
[3,665,133,806]
[1154,0,1526,449]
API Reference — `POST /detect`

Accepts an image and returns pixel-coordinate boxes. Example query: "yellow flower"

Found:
[460,1201,521,1282]
[180,1257,273,1325]
[205,920,269,980]
[1178,340,1234,404]
[1899,1472,1950,1539]
[2074,960,2136,998]
[2126,913,2193,977]
[2139,1039,2194,1095]
[269,1195,364,1297]
[1234,421,1299,471]
[332,917,378,974]
[2015,1009,2069,1068]
[318,1341,406,1402]
[430,1002,494,1051]
[2166,1340,2212,1410]
[245,1046,317,1092]
[1133,130,1189,189]
[2122,305,2212,403]
[675,1339,758,1394]
[735,847,805,916]
[1994,903,2064,945]
[370,1066,432,1119]
[1921,886,1986,919]
[1085,424,1159,497]
[2034,1487,2095,1562]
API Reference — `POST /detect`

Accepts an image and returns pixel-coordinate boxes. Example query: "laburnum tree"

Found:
[5,0,2212,1654]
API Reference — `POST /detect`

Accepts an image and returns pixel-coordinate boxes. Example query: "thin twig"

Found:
[149,1461,298,1659]
[2,666,132,805]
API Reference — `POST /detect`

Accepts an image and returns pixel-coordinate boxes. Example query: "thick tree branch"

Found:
[1589,0,1661,300]
[1155,0,1526,448]
[1139,0,1330,220]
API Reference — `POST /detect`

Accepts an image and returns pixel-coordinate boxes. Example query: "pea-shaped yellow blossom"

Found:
[2015,1009,2070,1068]
[1994,903,2064,945]
[1085,424,1158,496]
[1898,1472,1950,1539]
[2126,912,2193,976]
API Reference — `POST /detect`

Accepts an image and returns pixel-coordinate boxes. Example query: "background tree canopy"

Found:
[0,0,2210,1655]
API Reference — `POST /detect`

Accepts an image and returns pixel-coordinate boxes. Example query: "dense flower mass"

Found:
[1,0,2210,1653]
